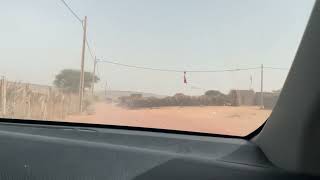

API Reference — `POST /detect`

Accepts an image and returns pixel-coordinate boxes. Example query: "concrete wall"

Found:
[230,90,279,109]
[229,90,255,106]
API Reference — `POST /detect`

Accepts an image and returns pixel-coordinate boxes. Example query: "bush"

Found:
[118,90,231,108]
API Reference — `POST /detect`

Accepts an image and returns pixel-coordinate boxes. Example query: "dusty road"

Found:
[67,103,271,136]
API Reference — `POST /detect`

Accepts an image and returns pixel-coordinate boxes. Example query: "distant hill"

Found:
[95,90,165,100]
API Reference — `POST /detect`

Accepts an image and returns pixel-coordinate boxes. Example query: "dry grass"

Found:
[1,80,79,120]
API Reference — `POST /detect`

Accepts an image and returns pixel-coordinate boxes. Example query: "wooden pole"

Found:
[91,56,97,95]
[1,77,6,116]
[24,84,30,118]
[27,94,31,118]
[260,64,264,109]
[79,16,87,113]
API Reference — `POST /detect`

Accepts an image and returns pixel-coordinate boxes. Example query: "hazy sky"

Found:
[0,0,315,95]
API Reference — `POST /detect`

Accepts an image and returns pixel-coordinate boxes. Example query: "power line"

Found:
[264,67,289,70]
[59,0,96,61]
[85,37,95,60]
[59,1,288,74]
[82,17,96,61]
[187,67,260,73]
[98,60,183,72]
[97,59,261,73]
[60,0,82,23]
[96,62,101,77]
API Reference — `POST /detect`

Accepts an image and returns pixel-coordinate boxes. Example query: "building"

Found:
[229,90,255,106]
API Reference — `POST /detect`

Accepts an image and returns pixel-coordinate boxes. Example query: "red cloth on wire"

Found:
[184,71,187,84]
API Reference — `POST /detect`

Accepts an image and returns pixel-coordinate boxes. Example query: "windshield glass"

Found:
[0,0,315,136]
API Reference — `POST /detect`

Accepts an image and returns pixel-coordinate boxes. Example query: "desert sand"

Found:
[67,103,271,136]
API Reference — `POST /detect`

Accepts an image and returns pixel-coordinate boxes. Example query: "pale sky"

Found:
[0,0,315,95]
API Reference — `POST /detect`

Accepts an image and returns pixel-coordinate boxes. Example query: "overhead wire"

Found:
[96,62,101,77]
[97,59,183,72]
[85,35,95,60]
[97,59,261,73]
[186,67,260,73]
[59,0,289,74]
[60,0,96,61]
[264,67,289,70]
[60,0,82,23]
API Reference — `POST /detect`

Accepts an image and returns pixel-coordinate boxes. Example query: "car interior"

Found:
[0,1,320,180]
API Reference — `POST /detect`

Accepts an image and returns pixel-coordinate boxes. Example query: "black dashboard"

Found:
[0,122,314,179]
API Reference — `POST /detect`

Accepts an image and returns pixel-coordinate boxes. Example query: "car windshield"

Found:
[0,0,315,136]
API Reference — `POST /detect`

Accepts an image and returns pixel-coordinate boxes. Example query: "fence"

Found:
[0,76,79,121]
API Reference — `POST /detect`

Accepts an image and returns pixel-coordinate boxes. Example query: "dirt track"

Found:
[67,103,271,136]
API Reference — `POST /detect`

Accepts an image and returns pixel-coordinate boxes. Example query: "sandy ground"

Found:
[66,103,271,136]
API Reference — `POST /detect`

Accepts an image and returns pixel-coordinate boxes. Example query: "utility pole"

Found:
[79,16,87,113]
[1,76,6,116]
[91,56,97,95]
[105,81,108,98]
[260,64,264,109]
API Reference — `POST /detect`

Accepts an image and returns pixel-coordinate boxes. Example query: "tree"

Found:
[53,69,100,93]
[204,90,224,97]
